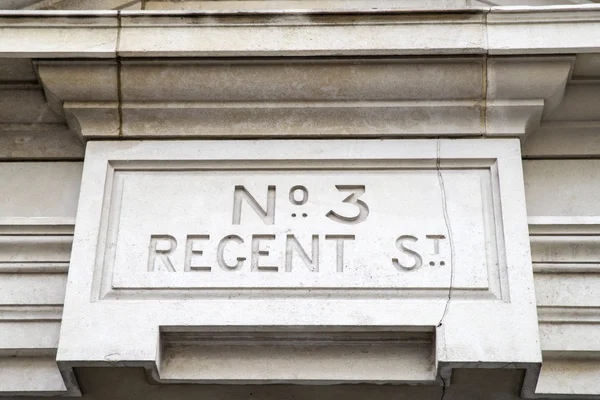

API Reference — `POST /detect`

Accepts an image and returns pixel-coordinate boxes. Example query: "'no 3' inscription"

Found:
[147,185,448,273]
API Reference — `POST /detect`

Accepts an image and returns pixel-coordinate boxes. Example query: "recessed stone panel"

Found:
[100,164,499,300]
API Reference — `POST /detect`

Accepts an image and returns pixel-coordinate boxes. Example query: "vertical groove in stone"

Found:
[116,10,123,138]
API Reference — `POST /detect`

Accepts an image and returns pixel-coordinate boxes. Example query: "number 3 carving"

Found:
[326,185,370,224]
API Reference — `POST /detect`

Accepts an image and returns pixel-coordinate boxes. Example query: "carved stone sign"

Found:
[114,171,485,295]
[58,140,540,390]
[95,148,500,299]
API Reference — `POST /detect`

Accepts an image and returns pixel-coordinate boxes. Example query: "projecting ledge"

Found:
[156,328,436,384]
[2,7,600,58]
[35,56,574,139]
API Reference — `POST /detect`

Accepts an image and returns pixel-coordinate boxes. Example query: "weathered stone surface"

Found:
[0,162,82,396]
[524,160,600,398]
[1,4,600,399]
[35,56,574,139]
[56,139,539,396]
[1,0,597,11]
[0,162,82,218]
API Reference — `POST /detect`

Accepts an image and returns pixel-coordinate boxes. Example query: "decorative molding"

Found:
[0,306,63,322]
[36,56,574,139]
[529,216,600,235]
[0,217,75,396]
[486,57,574,137]
[538,306,600,324]
[4,1,600,11]
[0,7,598,57]
[0,220,73,272]
[530,216,600,398]
[533,263,600,273]
[0,58,83,160]
[529,217,600,264]
[0,9,593,144]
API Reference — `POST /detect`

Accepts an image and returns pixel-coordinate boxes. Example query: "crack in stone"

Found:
[436,138,455,328]
[117,0,140,10]
[440,374,448,400]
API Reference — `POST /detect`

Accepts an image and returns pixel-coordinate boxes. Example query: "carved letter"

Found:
[289,185,309,205]
[148,235,177,272]
[232,185,276,225]
[326,185,369,224]
[426,234,446,255]
[392,235,423,270]
[285,234,319,272]
[251,234,278,272]
[325,235,355,272]
[217,235,246,271]
[184,235,211,271]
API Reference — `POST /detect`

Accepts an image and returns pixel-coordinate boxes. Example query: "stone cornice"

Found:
[0,7,591,141]
[3,0,600,11]
[0,7,599,58]
[34,56,574,139]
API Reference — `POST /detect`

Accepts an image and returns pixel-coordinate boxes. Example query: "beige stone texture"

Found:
[0,4,600,399]
[0,163,82,396]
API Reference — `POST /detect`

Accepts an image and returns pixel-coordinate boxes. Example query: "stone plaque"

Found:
[105,167,495,298]
[58,140,540,386]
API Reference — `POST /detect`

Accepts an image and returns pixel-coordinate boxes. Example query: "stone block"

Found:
[58,139,540,395]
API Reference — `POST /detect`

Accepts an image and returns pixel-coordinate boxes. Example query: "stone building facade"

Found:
[1,1,600,398]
